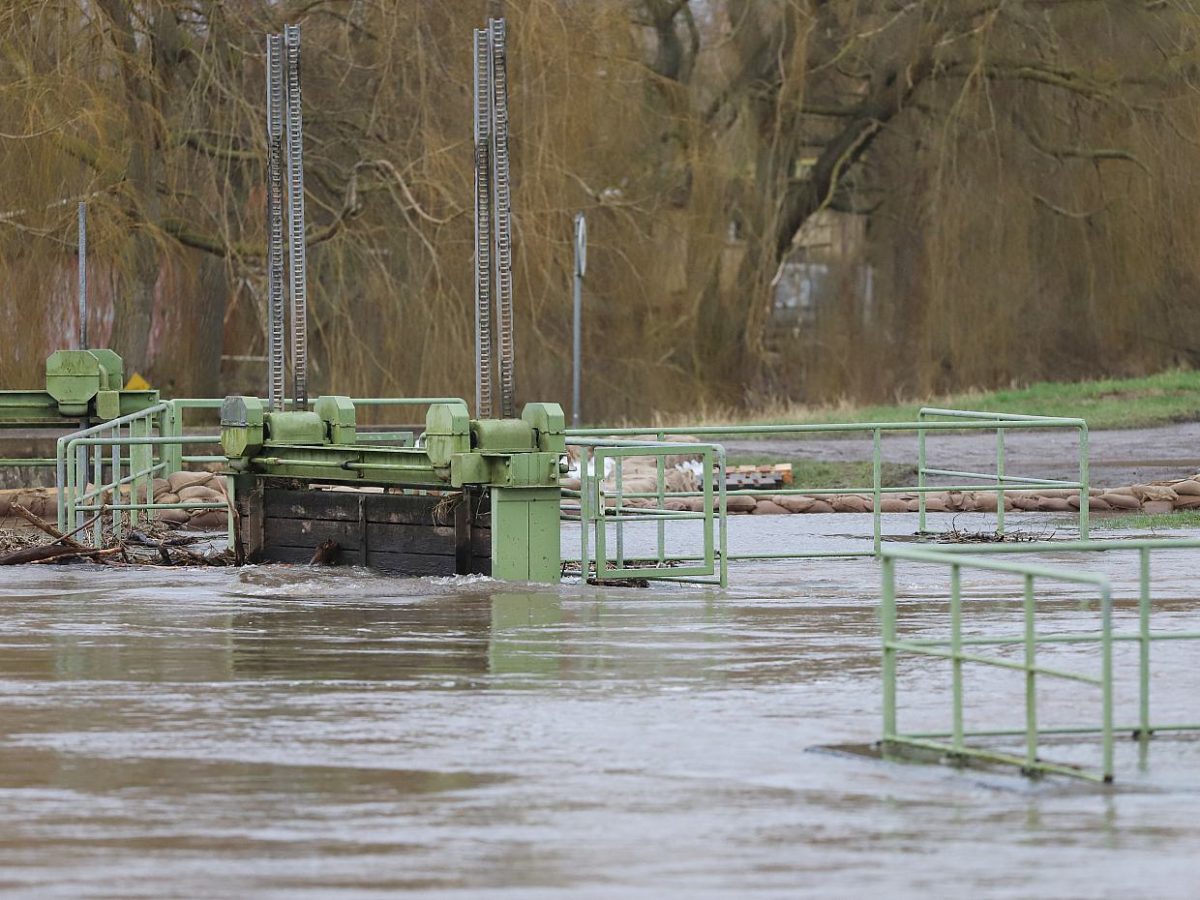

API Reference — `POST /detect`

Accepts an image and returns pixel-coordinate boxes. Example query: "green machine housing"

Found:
[0,350,159,427]
[221,397,565,583]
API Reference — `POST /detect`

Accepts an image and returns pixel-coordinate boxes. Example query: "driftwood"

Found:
[1,505,235,568]
[10,503,91,549]
[0,544,120,565]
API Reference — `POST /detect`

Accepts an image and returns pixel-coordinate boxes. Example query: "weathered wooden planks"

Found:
[238,480,491,576]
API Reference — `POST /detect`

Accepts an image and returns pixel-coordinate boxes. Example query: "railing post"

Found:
[110,426,120,537]
[701,447,714,576]
[995,427,1006,536]
[1023,573,1037,771]
[1078,423,1090,540]
[872,428,882,556]
[950,563,963,752]
[614,460,624,568]
[578,447,589,580]
[594,451,608,579]
[1138,546,1151,739]
[55,436,68,532]
[1101,584,1114,782]
[718,447,728,588]
[92,442,102,547]
[917,414,927,533]
[656,430,666,566]
[881,554,897,740]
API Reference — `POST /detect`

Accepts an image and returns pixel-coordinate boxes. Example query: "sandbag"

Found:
[879,498,909,513]
[1037,497,1071,512]
[832,495,872,513]
[1101,493,1140,510]
[752,500,788,515]
[665,468,697,493]
[157,508,190,525]
[1142,500,1175,515]
[772,495,814,514]
[178,485,223,502]
[807,500,835,514]
[1131,484,1177,503]
[168,471,213,493]
[1172,480,1200,497]
[725,495,757,514]
[185,509,227,530]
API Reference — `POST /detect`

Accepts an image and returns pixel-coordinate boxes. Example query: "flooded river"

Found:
[0,514,1197,897]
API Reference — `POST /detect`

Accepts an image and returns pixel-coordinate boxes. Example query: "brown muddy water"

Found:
[0,513,1197,898]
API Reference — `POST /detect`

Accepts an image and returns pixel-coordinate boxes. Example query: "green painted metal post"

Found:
[872,428,882,556]
[881,555,897,740]
[614,462,624,568]
[1101,584,1114,782]
[917,418,927,533]
[656,429,666,565]
[1023,573,1037,771]
[579,450,590,579]
[490,486,562,583]
[995,428,1006,536]
[717,447,728,588]
[1078,424,1090,540]
[950,564,963,752]
[161,401,183,475]
[92,442,102,546]
[1139,546,1151,738]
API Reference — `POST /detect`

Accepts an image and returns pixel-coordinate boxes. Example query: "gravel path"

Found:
[719,422,1200,488]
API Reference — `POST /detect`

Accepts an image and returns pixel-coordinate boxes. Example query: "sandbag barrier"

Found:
[559,480,1200,516]
[566,410,1091,579]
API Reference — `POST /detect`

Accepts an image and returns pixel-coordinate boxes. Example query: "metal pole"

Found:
[489,18,517,418]
[572,212,586,427]
[265,34,287,412]
[77,201,87,349]
[283,23,308,408]
[473,28,494,419]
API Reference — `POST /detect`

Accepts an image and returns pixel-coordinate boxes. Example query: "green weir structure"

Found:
[221,395,566,583]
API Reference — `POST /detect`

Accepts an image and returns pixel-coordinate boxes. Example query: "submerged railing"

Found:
[564,436,727,585]
[565,410,1089,579]
[880,539,1200,783]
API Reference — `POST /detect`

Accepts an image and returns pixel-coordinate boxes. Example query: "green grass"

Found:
[672,369,1200,432]
[727,456,916,490]
[1098,510,1200,531]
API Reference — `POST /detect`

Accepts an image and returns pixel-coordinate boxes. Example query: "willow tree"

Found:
[633,0,1200,401]
[0,0,1199,416]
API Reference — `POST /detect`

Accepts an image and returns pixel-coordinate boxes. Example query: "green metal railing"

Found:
[57,401,233,546]
[880,539,1200,783]
[564,436,728,585]
[566,410,1089,571]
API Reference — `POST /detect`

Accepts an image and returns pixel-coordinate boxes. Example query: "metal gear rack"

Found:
[473,17,517,420]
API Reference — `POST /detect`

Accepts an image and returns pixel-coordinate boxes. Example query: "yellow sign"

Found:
[124,372,151,391]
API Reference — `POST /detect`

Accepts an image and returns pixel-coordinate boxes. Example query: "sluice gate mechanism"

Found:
[219,19,565,583]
